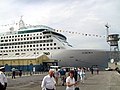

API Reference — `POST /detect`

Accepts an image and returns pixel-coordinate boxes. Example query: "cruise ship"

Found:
[0,18,110,71]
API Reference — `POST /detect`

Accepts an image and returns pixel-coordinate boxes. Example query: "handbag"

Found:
[75,87,80,90]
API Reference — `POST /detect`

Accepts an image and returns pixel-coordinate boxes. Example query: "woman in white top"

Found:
[66,70,77,90]
[80,68,85,83]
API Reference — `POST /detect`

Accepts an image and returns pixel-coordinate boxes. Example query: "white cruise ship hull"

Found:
[47,49,109,69]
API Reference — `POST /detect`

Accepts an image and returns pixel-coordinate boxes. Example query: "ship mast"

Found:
[19,16,25,29]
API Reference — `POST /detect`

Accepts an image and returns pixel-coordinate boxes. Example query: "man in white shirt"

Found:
[41,70,56,90]
[0,67,7,90]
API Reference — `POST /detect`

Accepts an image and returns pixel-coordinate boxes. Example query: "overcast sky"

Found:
[0,0,120,50]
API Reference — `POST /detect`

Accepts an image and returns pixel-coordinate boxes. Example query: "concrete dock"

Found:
[7,71,120,90]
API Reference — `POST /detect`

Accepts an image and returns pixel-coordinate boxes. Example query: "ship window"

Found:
[47,44,49,46]
[30,37,32,40]
[33,45,35,47]
[27,34,29,36]
[37,37,38,39]
[9,36,11,38]
[40,44,42,46]
[22,53,25,55]
[40,37,42,39]
[43,48,45,50]
[50,43,52,46]
[27,49,29,51]
[54,43,56,46]
[15,35,17,37]
[43,36,45,38]
[30,49,32,51]
[15,53,19,55]
[47,36,49,38]
[30,45,32,47]
[47,48,49,50]
[5,47,8,49]
[50,40,53,42]
[51,48,53,50]
[36,44,39,47]
[18,35,20,37]
[54,47,56,49]
[33,37,35,39]
[43,40,46,43]
[24,38,26,40]
[1,40,4,42]
[43,44,45,46]
[58,47,60,49]
[40,48,42,50]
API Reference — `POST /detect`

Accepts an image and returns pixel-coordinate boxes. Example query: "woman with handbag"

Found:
[66,70,79,90]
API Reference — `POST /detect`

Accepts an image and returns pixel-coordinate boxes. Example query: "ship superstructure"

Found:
[0,18,72,60]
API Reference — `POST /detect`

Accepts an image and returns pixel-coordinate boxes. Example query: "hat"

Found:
[0,66,5,70]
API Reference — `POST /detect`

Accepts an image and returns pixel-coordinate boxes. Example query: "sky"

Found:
[0,0,120,50]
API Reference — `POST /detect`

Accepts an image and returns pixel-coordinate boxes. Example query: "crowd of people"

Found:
[0,66,99,90]
[41,67,89,90]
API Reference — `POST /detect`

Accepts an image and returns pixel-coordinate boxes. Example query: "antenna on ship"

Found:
[19,16,25,29]
[105,23,109,38]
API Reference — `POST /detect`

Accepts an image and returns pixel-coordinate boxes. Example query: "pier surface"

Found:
[7,71,120,90]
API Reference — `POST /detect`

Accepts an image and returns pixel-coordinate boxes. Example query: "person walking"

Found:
[66,70,78,90]
[74,69,78,82]
[0,67,7,90]
[54,68,60,85]
[41,70,56,90]
[59,68,66,86]
[96,67,99,74]
[11,68,16,79]
[80,68,85,83]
